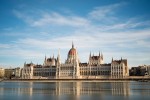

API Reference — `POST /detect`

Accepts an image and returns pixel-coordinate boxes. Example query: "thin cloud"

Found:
[88,2,126,22]
[12,28,150,51]
[1,28,150,67]
[12,10,34,24]
[0,44,12,49]
[4,3,150,67]
[33,12,90,27]
[13,10,90,27]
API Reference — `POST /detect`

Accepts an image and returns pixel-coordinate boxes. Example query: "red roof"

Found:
[68,48,76,56]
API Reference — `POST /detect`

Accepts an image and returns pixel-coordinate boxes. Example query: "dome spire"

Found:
[72,41,74,48]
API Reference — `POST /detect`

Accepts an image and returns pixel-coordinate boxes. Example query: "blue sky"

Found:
[0,0,150,68]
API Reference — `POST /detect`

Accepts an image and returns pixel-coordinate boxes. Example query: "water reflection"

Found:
[0,81,150,100]
[17,82,33,96]
[111,82,130,96]
[55,82,130,96]
[0,82,130,95]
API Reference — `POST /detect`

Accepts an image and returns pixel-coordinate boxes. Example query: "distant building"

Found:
[14,67,21,78]
[0,68,5,78]
[129,65,150,76]
[4,68,15,79]
[21,42,129,79]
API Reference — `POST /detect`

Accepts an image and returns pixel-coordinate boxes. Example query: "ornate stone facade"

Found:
[21,43,129,79]
[111,58,129,78]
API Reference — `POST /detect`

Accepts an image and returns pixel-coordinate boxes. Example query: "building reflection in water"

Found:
[0,81,130,98]
[55,81,130,96]
[111,82,130,96]
[16,81,130,97]
[16,82,33,96]
[0,82,33,99]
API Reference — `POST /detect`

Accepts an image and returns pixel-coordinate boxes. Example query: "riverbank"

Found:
[1,76,150,82]
[1,77,150,82]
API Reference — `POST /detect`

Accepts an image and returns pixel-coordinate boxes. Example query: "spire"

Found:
[99,51,100,57]
[57,48,61,64]
[53,54,54,59]
[72,41,74,48]
[24,61,26,66]
[31,61,33,65]
[121,57,122,61]
[75,47,79,63]
[112,57,113,62]
[58,49,60,57]
[45,55,47,60]
[44,55,47,66]
[89,51,91,57]
[101,52,103,60]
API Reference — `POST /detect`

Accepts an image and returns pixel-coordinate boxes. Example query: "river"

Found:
[0,81,150,100]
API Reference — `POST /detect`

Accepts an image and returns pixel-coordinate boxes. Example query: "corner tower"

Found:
[88,51,104,65]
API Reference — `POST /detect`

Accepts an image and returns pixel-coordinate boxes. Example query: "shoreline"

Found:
[1,78,150,82]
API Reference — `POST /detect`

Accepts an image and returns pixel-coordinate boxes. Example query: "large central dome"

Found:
[68,42,76,56]
[66,42,80,64]
[68,47,76,56]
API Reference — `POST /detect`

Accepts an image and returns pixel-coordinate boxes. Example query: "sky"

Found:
[0,0,150,68]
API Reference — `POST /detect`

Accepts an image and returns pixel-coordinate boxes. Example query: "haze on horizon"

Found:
[0,0,150,68]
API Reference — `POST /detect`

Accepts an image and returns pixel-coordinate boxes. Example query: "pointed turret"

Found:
[24,61,26,66]
[99,51,100,57]
[45,55,46,60]
[57,49,61,64]
[75,48,78,61]
[44,55,47,61]
[89,52,91,64]
[101,52,103,60]
[44,55,47,66]
[75,47,80,77]
[53,54,54,59]
[89,51,91,57]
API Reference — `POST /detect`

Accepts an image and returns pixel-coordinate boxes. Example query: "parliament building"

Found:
[22,43,129,79]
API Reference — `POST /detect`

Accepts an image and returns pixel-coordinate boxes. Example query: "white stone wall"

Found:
[22,64,34,79]
[111,61,129,78]
[0,68,4,78]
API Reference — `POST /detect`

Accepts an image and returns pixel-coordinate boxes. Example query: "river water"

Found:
[0,81,150,100]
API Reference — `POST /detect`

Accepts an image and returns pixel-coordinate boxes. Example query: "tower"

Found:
[44,55,47,66]
[56,49,61,78]
[75,48,80,78]
[89,52,91,65]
